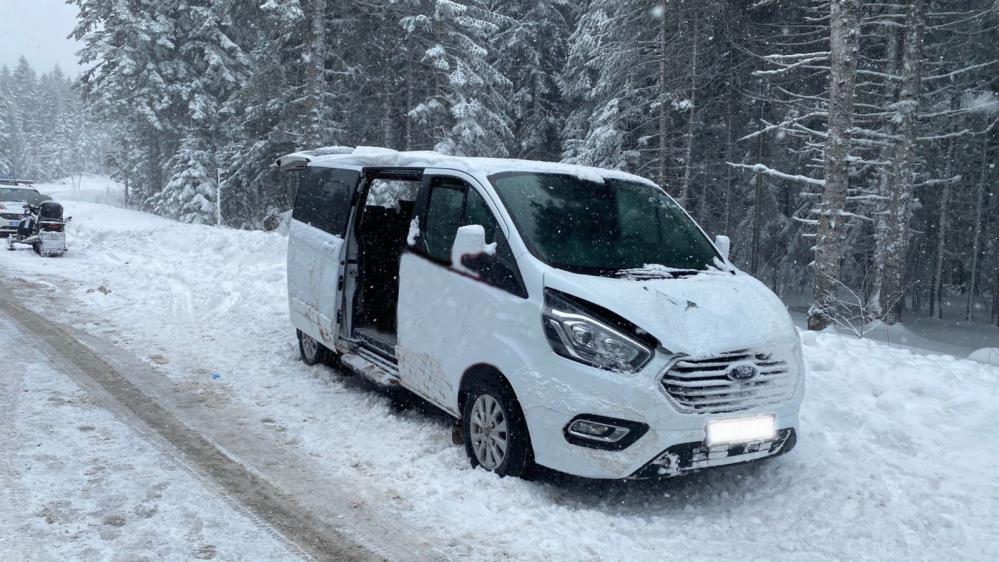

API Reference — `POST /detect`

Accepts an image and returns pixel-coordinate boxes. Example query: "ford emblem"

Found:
[727,363,759,382]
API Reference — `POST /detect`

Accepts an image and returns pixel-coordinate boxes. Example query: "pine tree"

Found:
[150,134,218,224]
[0,66,15,177]
[491,0,569,160]
[407,0,514,157]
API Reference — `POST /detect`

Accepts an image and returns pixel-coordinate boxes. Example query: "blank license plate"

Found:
[705,415,776,447]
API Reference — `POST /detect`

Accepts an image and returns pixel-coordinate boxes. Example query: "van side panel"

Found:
[287,166,361,348]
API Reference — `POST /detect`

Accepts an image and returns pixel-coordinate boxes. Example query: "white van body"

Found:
[279,147,803,480]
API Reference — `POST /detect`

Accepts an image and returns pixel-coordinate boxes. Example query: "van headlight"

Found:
[542,289,654,373]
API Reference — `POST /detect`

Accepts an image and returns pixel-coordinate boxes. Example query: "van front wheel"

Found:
[462,380,533,478]
[297,330,328,366]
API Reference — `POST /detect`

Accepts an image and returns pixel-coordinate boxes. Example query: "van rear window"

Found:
[293,167,360,235]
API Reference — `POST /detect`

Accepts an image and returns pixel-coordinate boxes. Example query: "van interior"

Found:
[349,174,421,358]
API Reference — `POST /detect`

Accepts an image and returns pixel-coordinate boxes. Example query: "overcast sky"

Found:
[0,0,83,76]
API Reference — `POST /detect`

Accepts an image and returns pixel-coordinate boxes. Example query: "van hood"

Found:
[543,268,798,357]
[1,200,27,214]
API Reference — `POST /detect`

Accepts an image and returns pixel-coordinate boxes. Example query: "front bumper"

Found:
[1,216,21,233]
[629,428,796,479]
[518,345,805,480]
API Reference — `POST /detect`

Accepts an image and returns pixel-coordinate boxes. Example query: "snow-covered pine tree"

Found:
[491,0,570,161]
[219,0,311,225]
[73,0,246,213]
[0,66,15,177]
[150,134,218,223]
[561,0,745,227]
[6,57,45,180]
[404,0,514,157]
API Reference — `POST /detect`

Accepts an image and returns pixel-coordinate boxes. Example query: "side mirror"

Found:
[65,217,72,224]
[451,225,488,273]
[714,234,731,261]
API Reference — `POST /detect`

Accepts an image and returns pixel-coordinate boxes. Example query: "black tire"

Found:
[462,378,534,478]
[32,242,41,255]
[297,329,328,366]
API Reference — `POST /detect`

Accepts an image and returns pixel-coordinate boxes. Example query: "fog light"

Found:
[563,415,649,450]
[570,420,617,438]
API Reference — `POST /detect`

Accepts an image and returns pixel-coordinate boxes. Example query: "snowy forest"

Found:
[0,57,108,181]
[5,0,997,328]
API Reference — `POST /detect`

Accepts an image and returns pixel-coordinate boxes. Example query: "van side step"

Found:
[340,347,400,387]
[354,327,397,359]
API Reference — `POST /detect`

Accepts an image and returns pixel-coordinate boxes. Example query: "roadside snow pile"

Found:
[969,348,999,366]
[6,181,999,560]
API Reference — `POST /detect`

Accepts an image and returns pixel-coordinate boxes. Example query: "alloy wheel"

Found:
[469,394,508,470]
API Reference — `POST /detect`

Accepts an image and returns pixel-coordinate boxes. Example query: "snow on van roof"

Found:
[276,146,658,186]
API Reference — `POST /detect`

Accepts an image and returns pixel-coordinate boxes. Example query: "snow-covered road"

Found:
[3,178,998,561]
[0,315,301,562]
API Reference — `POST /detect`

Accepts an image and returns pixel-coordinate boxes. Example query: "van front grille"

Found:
[660,349,796,414]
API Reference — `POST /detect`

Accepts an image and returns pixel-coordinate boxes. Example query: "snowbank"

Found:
[5,179,999,560]
[969,348,999,366]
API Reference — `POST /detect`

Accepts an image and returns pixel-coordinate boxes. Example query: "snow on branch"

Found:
[727,163,826,186]
[924,60,999,82]
[754,54,830,76]
[914,175,962,188]
[739,112,827,142]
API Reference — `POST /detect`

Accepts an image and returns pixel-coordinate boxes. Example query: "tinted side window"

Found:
[423,184,465,262]
[293,167,359,235]
[463,189,499,244]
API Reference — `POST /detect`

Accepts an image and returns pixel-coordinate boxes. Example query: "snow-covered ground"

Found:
[3,177,999,560]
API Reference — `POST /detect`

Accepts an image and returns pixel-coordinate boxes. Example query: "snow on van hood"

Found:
[543,268,798,357]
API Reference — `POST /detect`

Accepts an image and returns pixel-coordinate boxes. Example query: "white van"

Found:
[277,147,803,480]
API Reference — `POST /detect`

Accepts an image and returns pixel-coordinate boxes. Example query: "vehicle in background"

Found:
[0,180,51,238]
[6,201,71,257]
[277,147,804,480]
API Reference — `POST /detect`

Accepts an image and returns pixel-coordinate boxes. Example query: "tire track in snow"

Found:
[0,294,393,562]
[0,320,30,559]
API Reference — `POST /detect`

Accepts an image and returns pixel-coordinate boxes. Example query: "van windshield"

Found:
[488,172,719,277]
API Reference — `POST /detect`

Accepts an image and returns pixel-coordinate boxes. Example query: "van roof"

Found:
[275,146,658,187]
[0,179,36,187]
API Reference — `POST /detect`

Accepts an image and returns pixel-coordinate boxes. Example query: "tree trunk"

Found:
[382,91,394,148]
[723,48,736,236]
[304,0,326,147]
[750,95,767,276]
[930,124,958,320]
[680,17,698,209]
[404,47,414,151]
[658,10,668,190]
[992,259,999,326]
[966,135,989,321]
[808,0,864,331]
[879,0,926,325]
[871,26,902,315]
